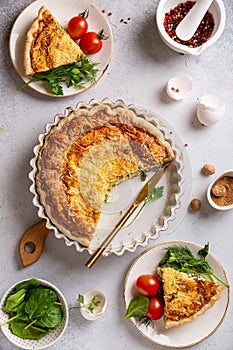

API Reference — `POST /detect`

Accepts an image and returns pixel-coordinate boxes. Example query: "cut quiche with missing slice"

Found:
[35,102,174,247]
[24,6,83,76]
[158,267,224,329]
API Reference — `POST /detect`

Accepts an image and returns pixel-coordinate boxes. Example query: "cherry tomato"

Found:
[135,275,160,297]
[79,30,106,54]
[67,10,89,40]
[146,296,164,320]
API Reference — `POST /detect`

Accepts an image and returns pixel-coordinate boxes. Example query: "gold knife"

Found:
[85,161,172,268]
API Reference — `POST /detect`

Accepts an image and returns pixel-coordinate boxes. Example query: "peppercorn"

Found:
[163,1,215,48]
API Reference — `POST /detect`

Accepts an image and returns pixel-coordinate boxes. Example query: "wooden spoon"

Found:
[19,220,50,267]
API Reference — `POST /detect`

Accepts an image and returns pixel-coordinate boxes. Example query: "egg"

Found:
[80,289,107,321]
[166,76,192,101]
[197,94,225,126]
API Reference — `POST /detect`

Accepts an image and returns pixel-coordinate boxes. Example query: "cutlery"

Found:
[85,162,171,269]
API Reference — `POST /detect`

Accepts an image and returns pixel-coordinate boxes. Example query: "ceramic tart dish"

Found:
[29,98,186,256]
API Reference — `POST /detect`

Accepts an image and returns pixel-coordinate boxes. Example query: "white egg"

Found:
[166,76,192,101]
[197,94,225,126]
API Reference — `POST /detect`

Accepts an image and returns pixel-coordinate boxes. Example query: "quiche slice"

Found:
[158,267,224,329]
[24,6,83,76]
[35,103,174,247]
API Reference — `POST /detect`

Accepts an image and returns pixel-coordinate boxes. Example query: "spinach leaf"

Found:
[25,288,58,319]
[4,289,27,313]
[36,304,63,329]
[123,296,149,320]
[10,319,47,340]
[14,279,40,292]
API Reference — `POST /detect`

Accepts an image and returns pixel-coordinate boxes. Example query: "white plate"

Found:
[29,99,192,256]
[0,278,68,350]
[9,0,113,97]
[123,240,230,348]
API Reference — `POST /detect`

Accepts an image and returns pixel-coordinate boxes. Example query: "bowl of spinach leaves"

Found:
[0,278,68,349]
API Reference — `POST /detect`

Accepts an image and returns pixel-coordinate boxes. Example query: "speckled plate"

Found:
[123,240,230,348]
[9,0,113,97]
[29,98,191,256]
[0,279,68,350]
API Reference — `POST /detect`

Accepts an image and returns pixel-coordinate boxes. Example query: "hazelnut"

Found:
[190,198,201,211]
[211,184,226,197]
[202,164,215,175]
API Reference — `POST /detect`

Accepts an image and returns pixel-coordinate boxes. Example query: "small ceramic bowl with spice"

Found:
[156,0,226,55]
[207,170,233,210]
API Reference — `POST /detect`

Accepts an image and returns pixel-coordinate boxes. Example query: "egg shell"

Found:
[166,76,192,101]
[197,94,225,126]
[80,289,107,321]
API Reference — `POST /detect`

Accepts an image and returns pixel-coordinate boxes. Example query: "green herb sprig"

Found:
[159,243,229,287]
[127,186,164,226]
[17,55,98,95]
[70,294,101,313]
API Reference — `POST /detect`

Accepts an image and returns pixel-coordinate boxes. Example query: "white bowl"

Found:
[207,170,233,210]
[156,0,226,55]
[0,278,68,349]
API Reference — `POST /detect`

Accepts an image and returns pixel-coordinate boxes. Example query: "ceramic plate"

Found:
[0,279,68,350]
[123,240,230,348]
[29,98,192,256]
[9,0,113,97]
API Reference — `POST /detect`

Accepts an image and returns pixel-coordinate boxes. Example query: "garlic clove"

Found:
[166,76,192,101]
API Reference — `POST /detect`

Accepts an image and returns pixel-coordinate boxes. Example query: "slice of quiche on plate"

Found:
[123,240,230,348]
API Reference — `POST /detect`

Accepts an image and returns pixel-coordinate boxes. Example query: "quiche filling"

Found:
[24,6,83,75]
[158,267,224,328]
[35,104,174,246]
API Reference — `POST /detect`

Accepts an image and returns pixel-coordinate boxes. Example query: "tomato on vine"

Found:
[67,9,89,40]
[79,30,108,54]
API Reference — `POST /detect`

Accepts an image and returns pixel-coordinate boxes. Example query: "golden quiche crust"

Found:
[24,6,83,75]
[35,103,174,247]
[158,267,224,329]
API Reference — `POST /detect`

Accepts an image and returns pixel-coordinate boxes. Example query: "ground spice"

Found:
[163,1,215,48]
[210,176,233,207]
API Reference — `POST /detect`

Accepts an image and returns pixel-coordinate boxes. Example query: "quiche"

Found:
[35,102,174,247]
[158,267,224,329]
[24,6,83,76]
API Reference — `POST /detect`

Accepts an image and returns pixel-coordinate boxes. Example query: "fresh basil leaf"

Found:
[123,296,149,320]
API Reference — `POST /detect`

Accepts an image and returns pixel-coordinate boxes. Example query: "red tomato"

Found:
[135,275,160,297]
[146,296,164,320]
[79,30,106,54]
[67,13,88,40]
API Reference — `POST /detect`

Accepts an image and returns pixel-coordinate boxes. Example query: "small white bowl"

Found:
[207,170,233,210]
[80,289,107,321]
[156,0,226,55]
[0,278,68,350]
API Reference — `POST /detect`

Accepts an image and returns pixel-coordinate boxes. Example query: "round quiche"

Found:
[34,100,175,247]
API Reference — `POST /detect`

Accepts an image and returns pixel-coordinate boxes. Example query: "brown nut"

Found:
[190,198,201,211]
[211,184,226,197]
[202,164,215,175]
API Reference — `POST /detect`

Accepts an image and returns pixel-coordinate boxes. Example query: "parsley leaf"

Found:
[17,55,98,95]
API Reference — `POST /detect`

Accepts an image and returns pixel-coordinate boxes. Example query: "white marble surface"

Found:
[0,0,232,349]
